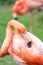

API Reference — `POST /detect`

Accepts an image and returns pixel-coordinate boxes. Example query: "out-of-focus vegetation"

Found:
[0,0,16,5]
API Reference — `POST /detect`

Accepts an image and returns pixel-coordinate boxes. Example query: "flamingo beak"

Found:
[13,13,18,20]
[23,33,32,48]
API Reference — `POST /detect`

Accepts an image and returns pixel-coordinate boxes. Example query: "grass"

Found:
[0,6,43,65]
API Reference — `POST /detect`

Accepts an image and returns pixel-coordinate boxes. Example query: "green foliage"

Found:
[0,0,16,5]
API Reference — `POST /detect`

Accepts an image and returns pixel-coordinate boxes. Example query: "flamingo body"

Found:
[12,0,43,15]
[12,0,43,33]
[0,20,43,65]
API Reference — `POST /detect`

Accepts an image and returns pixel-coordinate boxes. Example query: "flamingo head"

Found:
[9,31,43,65]
[12,0,28,19]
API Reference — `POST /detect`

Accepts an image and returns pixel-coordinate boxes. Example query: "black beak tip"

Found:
[14,17,18,20]
[27,41,32,48]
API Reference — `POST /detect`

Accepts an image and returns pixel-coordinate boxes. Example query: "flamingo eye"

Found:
[27,41,31,48]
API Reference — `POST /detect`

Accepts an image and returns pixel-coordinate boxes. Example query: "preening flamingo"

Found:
[0,20,43,65]
[12,0,43,32]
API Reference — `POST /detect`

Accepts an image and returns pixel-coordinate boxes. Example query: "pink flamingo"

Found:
[12,0,43,32]
[0,20,43,65]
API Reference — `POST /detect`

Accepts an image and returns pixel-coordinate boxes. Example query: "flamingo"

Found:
[0,20,43,65]
[12,0,43,32]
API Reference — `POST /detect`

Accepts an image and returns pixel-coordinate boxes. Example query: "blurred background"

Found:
[0,0,43,65]
[0,0,16,5]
